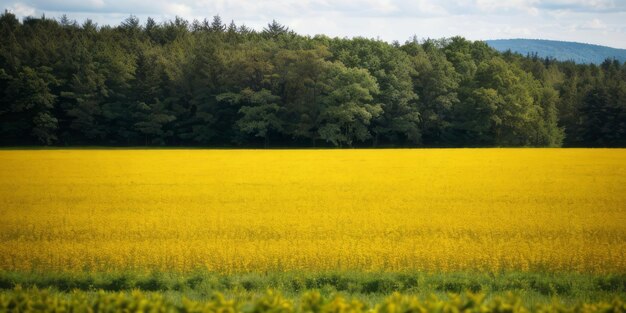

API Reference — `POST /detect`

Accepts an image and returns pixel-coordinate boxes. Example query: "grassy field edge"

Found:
[1,271,624,304]
[3,285,625,313]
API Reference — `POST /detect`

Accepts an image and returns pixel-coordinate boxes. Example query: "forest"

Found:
[0,12,624,147]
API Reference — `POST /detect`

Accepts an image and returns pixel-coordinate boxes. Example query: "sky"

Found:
[2,0,626,49]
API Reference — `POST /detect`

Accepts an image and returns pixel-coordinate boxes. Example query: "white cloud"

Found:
[8,2,36,16]
[1,0,625,48]
[164,3,192,17]
[580,18,608,30]
[475,0,536,12]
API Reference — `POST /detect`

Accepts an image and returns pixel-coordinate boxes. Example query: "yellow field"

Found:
[0,149,624,273]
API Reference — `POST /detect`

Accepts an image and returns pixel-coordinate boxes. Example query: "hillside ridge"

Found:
[485,38,626,64]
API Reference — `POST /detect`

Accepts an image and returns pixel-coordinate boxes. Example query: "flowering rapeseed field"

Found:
[0,149,624,273]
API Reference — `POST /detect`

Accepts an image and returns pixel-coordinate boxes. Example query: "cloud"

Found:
[1,0,625,48]
[5,0,626,18]
[164,2,192,17]
[7,2,36,16]
[474,0,537,13]
[535,0,626,12]
[579,18,608,30]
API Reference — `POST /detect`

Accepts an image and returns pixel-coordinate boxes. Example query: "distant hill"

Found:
[485,39,626,64]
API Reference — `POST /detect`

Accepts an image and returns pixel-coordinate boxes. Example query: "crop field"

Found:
[1,149,625,273]
[0,149,625,310]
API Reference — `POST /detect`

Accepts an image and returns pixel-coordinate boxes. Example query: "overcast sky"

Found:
[2,0,626,48]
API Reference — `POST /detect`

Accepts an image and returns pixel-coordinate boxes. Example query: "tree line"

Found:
[1,12,625,147]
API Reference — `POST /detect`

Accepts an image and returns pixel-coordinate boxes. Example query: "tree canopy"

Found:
[1,12,624,147]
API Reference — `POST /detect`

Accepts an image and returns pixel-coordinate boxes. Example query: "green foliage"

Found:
[235,88,283,147]
[132,99,176,145]
[0,12,624,147]
[317,62,382,147]
[1,285,624,313]
[1,271,624,303]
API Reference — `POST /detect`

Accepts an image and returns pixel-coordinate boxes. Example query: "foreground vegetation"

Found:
[1,271,625,305]
[2,286,625,313]
[1,12,625,147]
[1,149,624,273]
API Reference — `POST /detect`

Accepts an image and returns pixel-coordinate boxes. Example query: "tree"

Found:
[235,88,283,147]
[3,66,58,144]
[317,62,382,147]
[471,57,561,146]
[209,15,225,33]
[453,87,499,145]
[0,12,623,148]
[262,20,289,39]
[62,35,110,142]
[120,15,141,38]
[411,42,460,145]
[330,38,420,146]
[579,80,626,147]
[272,46,330,144]
[133,99,176,145]
[31,112,58,145]
[534,86,564,147]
